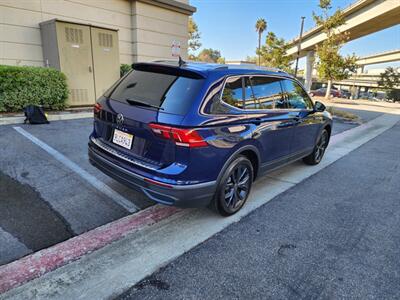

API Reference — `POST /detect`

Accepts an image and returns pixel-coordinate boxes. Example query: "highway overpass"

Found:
[356,49,400,69]
[288,0,400,91]
[298,74,382,88]
[298,49,400,97]
[334,73,399,89]
[298,50,400,95]
[298,72,400,99]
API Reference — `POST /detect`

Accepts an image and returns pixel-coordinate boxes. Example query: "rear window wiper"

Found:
[126,98,164,110]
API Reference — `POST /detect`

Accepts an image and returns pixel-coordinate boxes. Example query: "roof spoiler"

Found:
[132,62,206,79]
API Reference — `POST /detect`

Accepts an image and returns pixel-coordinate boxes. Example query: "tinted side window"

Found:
[283,80,314,110]
[246,76,284,110]
[221,77,243,108]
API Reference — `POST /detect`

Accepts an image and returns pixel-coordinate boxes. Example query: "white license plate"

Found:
[112,129,133,149]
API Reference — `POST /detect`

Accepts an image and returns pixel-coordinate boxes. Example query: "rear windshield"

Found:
[109,70,204,115]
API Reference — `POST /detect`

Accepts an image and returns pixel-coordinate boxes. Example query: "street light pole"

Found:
[294,16,305,78]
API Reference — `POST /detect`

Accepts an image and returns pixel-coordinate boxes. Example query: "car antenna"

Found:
[178,55,186,67]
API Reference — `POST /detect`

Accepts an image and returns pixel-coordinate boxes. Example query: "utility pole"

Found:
[294,16,305,78]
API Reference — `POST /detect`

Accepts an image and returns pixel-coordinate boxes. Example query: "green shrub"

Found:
[0,65,69,112]
[120,64,132,77]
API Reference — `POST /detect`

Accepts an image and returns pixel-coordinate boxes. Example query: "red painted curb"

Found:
[0,205,180,295]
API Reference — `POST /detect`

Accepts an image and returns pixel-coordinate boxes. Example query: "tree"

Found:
[188,17,201,58]
[217,57,226,64]
[378,67,400,102]
[197,48,222,63]
[255,18,267,66]
[259,32,293,73]
[313,0,357,99]
[187,18,225,63]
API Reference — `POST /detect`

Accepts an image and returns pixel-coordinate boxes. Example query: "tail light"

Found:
[94,103,102,116]
[149,123,207,148]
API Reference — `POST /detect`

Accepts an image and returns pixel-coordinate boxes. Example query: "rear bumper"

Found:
[88,144,216,208]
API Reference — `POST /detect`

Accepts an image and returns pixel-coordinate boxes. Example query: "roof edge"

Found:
[39,18,119,31]
[137,0,196,15]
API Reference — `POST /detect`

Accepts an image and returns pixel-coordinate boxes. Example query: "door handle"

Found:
[278,120,295,128]
[293,116,304,124]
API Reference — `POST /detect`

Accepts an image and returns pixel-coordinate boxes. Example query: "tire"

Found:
[210,156,254,216]
[303,129,330,165]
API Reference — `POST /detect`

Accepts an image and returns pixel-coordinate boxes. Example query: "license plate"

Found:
[112,129,133,149]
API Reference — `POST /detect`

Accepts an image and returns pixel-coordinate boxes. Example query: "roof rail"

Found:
[149,60,286,74]
[224,64,284,73]
[153,59,176,62]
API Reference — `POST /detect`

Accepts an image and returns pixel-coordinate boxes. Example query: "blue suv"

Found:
[89,61,332,216]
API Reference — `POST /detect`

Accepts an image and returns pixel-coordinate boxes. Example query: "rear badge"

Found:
[116,113,124,126]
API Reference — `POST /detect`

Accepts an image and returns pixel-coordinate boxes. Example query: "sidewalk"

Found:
[0,108,92,125]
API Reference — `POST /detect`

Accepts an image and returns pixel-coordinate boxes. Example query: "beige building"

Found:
[0,0,195,105]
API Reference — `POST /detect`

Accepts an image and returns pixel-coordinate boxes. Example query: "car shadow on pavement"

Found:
[0,171,73,265]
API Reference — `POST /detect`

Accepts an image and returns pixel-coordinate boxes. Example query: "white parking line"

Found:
[13,126,138,213]
[0,227,31,265]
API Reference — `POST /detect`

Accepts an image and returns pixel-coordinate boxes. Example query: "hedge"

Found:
[120,63,132,77]
[0,65,69,112]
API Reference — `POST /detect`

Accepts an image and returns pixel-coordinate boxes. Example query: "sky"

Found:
[190,0,400,70]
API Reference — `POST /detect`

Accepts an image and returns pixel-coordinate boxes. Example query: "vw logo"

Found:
[116,113,124,126]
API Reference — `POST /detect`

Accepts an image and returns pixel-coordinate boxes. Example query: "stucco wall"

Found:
[131,1,189,61]
[0,0,191,66]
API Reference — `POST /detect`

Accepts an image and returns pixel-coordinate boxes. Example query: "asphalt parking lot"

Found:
[0,108,384,266]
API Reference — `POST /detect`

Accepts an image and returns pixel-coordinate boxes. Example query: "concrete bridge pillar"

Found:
[304,50,315,92]
[355,86,361,99]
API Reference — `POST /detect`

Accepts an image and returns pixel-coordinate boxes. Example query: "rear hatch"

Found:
[93,63,206,169]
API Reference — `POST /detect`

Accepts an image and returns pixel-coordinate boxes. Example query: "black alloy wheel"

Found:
[303,129,330,165]
[212,156,253,216]
[315,130,329,162]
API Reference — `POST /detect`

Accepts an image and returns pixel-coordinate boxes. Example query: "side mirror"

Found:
[314,101,326,112]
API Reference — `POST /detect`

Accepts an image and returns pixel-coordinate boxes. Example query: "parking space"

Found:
[0,172,72,264]
[0,107,380,266]
[0,118,153,265]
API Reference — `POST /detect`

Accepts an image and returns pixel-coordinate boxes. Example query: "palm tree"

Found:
[255,18,267,66]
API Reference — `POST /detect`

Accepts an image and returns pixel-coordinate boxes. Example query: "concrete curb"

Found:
[0,112,92,126]
[0,205,180,294]
[332,116,361,125]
